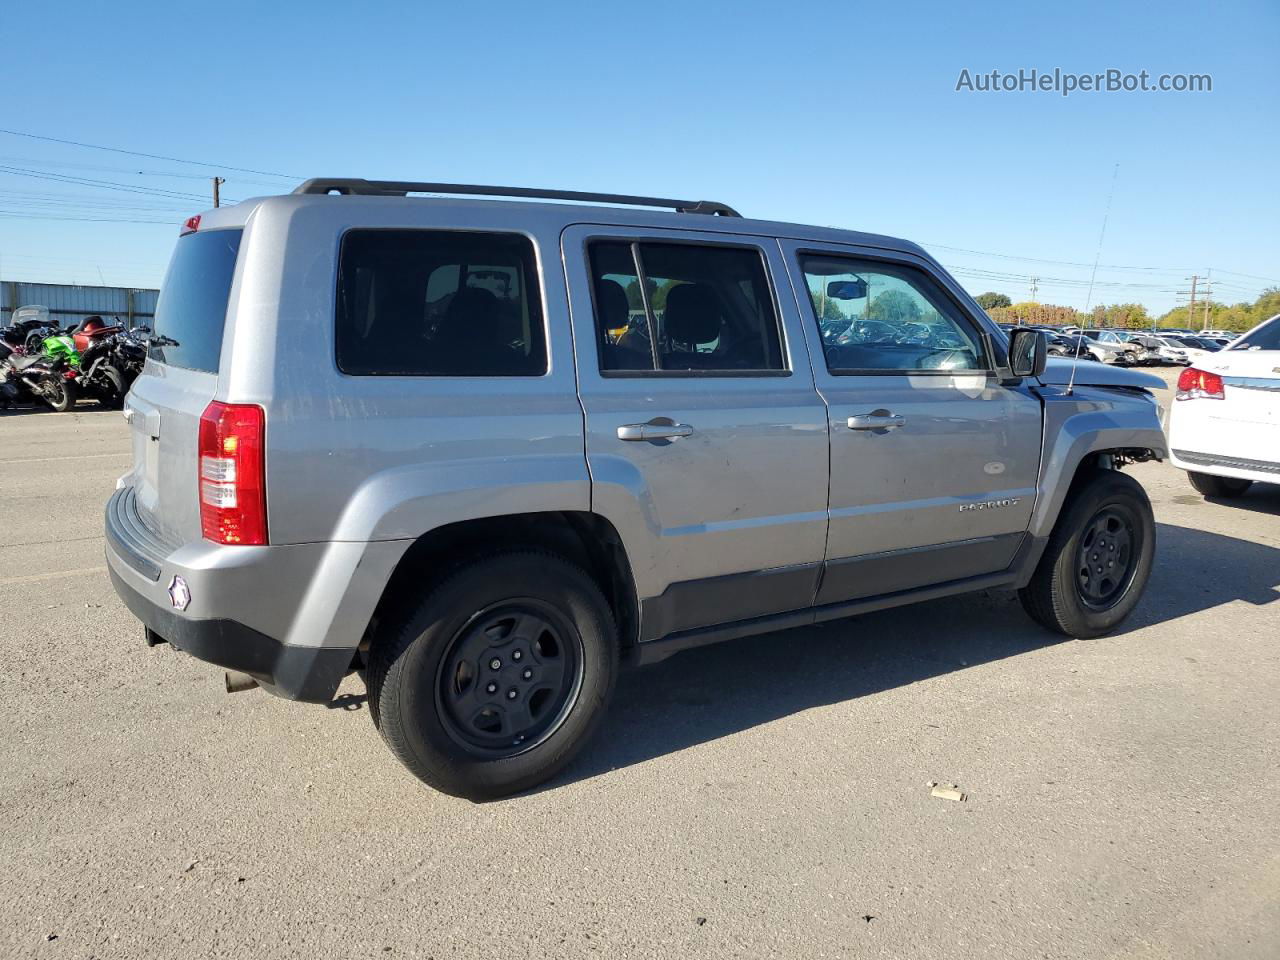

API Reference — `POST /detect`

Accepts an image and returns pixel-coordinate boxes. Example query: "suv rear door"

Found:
[126,226,242,543]
[563,224,829,640]
[780,240,1042,603]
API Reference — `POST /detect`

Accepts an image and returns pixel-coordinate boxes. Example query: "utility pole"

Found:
[1029,276,1039,302]
[211,177,225,208]
[1176,275,1202,330]
[1201,273,1212,329]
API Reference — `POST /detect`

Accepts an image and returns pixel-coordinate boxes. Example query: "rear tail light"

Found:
[1175,367,1224,400]
[198,401,267,545]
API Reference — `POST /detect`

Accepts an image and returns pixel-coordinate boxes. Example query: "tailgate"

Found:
[126,367,219,544]
[126,227,243,546]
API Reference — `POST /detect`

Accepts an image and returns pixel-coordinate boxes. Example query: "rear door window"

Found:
[149,229,242,373]
[336,230,546,376]
[588,240,785,374]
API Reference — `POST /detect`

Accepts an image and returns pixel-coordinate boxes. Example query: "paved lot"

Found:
[2,372,1278,959]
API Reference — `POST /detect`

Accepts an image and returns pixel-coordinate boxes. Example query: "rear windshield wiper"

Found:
[148,334,181,347]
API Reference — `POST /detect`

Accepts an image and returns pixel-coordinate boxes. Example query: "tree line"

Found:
[975,288,1280,332]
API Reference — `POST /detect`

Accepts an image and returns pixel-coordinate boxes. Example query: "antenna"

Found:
[1069,162,1119,395]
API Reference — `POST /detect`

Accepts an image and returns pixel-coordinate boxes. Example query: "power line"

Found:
[925,241,1193,273]
[0,164,224,203]
[0,128,300,180]
[0,209,174,224]
[0,153,286,186]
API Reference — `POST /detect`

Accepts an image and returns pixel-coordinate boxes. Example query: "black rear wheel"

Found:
[366,551,618,800]
[1019,470,1155,637]
[1188,471,1252,499]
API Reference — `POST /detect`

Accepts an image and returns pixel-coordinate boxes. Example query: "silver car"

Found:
[107,179,1168,799]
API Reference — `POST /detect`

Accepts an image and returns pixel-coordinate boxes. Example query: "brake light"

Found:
[181,214,201,236]
[1175,367,1224,400]
[198,401,267,545]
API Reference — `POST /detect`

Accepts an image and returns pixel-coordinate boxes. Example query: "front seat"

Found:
[661,284,724,369]
[595,279,650,370]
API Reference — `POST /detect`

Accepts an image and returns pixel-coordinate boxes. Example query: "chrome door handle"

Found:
[617,419,694,442]
[847,412,905,431]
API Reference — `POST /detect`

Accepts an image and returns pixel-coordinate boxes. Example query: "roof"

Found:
[187,180,932,262]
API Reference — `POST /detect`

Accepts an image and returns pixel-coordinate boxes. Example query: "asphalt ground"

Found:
[2,367,1277,959]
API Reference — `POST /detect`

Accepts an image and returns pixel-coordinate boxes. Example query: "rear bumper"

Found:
[1170,449,1280,485]
[105,486,409,703]
[108,565,352,701]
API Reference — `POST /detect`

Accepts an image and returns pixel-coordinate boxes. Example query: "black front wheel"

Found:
[1019,470,1155,637]
[366,551,618,800]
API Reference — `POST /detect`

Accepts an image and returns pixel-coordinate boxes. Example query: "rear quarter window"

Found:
[336,229,547,376]
[149,229,243,373]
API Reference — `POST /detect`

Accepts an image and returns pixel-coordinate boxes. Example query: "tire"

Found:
[95,365,125,409]
[1019,470,1155,638]
[42,376,76,413]
[1115,351,1135,365]
[366,551,618,800]
[1188,471,1252,499]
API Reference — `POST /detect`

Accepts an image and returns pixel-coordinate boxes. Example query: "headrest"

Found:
[595,279,630,330]
[663,284,720,345]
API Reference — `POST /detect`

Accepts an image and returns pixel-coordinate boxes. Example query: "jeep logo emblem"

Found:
[960,498,1021,513]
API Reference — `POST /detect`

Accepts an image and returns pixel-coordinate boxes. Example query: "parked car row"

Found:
[997,323,1237,367]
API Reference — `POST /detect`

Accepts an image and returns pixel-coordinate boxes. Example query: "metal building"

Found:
[0,281,159,330]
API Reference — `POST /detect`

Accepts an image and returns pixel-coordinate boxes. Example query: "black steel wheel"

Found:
[1074,505,1141,611]
[367,551,618,800]
[1020,470,1155,637]
[436,600,583,757]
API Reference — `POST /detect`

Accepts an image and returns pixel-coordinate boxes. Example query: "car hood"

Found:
[1037,358,1167,390]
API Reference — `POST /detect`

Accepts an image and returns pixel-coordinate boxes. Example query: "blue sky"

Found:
[2,0,1276,314]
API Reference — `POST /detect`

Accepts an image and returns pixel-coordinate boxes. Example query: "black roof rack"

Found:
[291,179,741,217]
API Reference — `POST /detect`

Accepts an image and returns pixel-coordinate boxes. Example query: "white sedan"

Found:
[1168,314,1280,497]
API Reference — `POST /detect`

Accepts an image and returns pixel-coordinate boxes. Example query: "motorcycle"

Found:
[76,332,133,408]
[0,337,78,412]
[1,304,63,355]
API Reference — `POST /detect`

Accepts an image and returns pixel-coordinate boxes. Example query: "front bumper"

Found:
[105,486,406,702]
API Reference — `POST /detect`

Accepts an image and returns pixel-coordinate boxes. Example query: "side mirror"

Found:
[1008,328,1047,378]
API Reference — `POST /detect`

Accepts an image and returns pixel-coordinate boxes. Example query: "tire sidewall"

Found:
[1049,473,1155,635]
[378,554,617,800]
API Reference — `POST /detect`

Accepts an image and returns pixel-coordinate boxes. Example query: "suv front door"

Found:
[781,241,1043,604]
[563,225,830,641]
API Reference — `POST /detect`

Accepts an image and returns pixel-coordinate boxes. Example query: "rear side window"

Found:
[588,240,784,374]
[337,230,546,376]
[149,229,242,372]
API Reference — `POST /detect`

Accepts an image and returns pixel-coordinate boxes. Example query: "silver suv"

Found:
[107,179,1168,799]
